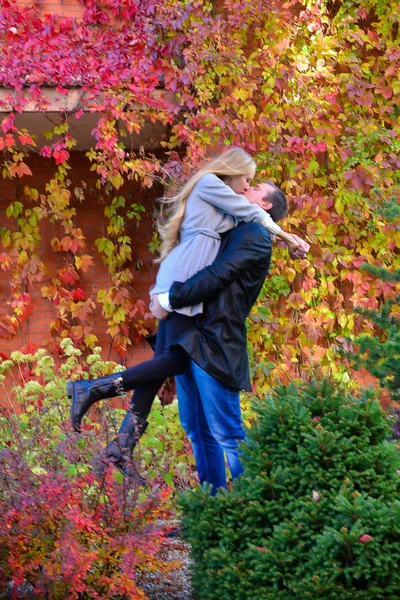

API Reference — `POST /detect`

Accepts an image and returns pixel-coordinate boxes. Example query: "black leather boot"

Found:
[67,374,125,432]
[101,411,148,478]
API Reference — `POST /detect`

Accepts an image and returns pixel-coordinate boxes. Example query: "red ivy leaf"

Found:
[20,342,39,355]
[129,299,146,318]
[59,268,80,286]
[1,115,16,133]
[0,134,15,149]
[41,146,52,158]
[18,133,35,145]
[53,149,70,165]
[71,288,86,302]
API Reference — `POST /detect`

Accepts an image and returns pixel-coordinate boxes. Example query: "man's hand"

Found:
[150,295,170,320]
[287,234,310,260]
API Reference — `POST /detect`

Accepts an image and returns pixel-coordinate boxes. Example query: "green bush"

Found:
[347,195,400,402]
[179,379,400,600]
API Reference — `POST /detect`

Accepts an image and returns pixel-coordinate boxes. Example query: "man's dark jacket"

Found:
[168,222,272,391]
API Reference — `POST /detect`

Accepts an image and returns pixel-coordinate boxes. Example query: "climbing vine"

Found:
[0,0,399,386]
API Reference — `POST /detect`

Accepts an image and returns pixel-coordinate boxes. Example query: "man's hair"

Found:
[263,181,287,223]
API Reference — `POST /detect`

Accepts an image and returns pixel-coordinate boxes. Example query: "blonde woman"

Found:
[151,148,297,315]
[67,148,303,475]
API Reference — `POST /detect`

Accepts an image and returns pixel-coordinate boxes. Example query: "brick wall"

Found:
[0,150,389,409]
[5,0,390,408]
[0,151,157,368]
[17,0,85,18]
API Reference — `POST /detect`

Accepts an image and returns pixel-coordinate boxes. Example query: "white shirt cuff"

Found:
[262,214,282,235]
[158,292,173,312]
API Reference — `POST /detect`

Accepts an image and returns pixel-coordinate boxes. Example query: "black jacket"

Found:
[169,222,272,390]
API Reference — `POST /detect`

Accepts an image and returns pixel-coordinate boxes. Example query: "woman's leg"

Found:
[69,315,189,431]
[121,313,191,388]
[120,348,187,390]
[101,321,184,476]
[101,380,164,477]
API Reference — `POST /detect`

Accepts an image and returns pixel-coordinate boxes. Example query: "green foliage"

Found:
[350,274,400,401]
[348,200,400,400]
[0,341,194,597]
[1,0,400,377]
[179,379,400,600]
[140,403,197,490]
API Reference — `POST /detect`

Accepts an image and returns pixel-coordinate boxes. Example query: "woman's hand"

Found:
[286,234,310,259]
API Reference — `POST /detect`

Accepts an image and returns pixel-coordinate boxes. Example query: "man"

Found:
[150,183,309,490]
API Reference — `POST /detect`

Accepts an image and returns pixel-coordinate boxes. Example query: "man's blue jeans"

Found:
[176,360,245,491]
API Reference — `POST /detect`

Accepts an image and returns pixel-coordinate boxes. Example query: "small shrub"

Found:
[138,401,198,492]
[0,341,191,599]
[179,379,400,600]
[0,452,172,599]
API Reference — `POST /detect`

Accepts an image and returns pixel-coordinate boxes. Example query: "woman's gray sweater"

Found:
[150,173,281,316]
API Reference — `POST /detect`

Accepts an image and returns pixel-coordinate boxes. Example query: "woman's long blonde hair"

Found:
[157,148,256,261]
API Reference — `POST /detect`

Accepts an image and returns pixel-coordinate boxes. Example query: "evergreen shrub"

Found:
[179,379,400,600]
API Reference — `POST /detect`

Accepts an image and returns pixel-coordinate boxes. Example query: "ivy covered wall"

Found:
[0,0,399,399]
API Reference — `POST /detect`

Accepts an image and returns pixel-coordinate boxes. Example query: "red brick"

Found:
[0,152,156,371]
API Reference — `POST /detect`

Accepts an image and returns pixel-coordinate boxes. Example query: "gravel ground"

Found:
[137,537,194,600]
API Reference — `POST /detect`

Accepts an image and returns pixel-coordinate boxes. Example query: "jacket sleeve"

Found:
[169,224,272,309]
[197,174,282,235]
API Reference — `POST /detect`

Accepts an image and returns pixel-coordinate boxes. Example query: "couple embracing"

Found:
[67,148,309,492]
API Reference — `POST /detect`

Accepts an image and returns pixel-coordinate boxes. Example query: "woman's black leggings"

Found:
[120,313,191,421]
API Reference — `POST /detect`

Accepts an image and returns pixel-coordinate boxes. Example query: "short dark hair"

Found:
[263,181,287,223]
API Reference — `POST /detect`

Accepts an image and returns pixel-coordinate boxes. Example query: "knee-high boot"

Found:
[102,411,148,478]
[67,374,125,432]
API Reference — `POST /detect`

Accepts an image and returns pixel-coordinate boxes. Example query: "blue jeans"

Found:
[176,360,245,491]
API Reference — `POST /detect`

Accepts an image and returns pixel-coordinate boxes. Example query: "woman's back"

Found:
[179,173,237,239]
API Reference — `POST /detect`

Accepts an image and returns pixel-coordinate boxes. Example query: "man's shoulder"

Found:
[229,221,271,242]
